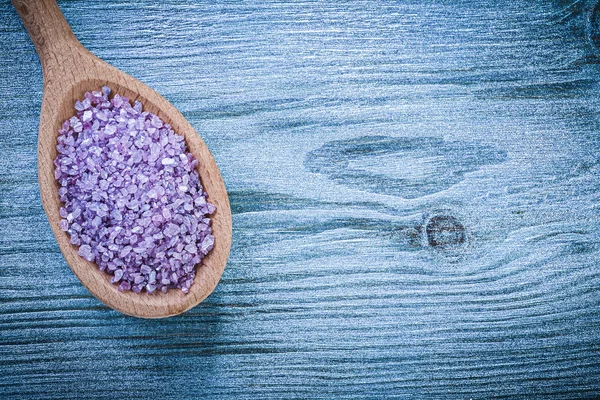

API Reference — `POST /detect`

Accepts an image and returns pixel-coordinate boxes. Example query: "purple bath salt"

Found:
[54,86,216,294]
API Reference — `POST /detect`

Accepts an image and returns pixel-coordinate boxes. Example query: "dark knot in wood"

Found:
[426,215,466,247]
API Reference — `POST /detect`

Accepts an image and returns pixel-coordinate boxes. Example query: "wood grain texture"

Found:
[9,0,232,318]
[2,0,600,397]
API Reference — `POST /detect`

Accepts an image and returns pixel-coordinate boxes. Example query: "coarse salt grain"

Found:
[54,87,215,294]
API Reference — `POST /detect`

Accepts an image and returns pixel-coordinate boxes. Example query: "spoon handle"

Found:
[12,0,82,75]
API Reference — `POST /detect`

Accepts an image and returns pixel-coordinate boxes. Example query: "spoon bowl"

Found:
[13,0,232,318]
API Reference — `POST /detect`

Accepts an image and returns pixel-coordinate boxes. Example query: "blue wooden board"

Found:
[2,0,600,398]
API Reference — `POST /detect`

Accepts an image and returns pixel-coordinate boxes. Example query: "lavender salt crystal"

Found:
[54,87,216,294]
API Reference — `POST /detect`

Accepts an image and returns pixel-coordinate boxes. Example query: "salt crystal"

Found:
[164,223,180,237]
[110,210,122,221]
[139,217,152,227]
[111,268,124,283]
[111,93,121,106]
[146,283,157,293]
[104,124,116,135]
[96,110,108,122]
[206,203,216,214]
[185,243,197,254]
[119,246,132,258]
[138,174,149,184]
[141,265,152,275]
[78,244,95,262]
[200,235,214,254]
[74,100,85,111]
[92,216,102,227]
[149,270,156,284]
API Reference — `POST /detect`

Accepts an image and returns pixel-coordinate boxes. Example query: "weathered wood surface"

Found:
[2,0,600,398]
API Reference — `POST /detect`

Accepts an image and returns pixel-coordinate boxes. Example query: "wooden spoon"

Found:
[12,0,232,318]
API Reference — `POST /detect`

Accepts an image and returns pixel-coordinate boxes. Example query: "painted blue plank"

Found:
[1,0,600,398]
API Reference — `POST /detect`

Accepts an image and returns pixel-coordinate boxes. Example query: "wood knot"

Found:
[426,215,466,247]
